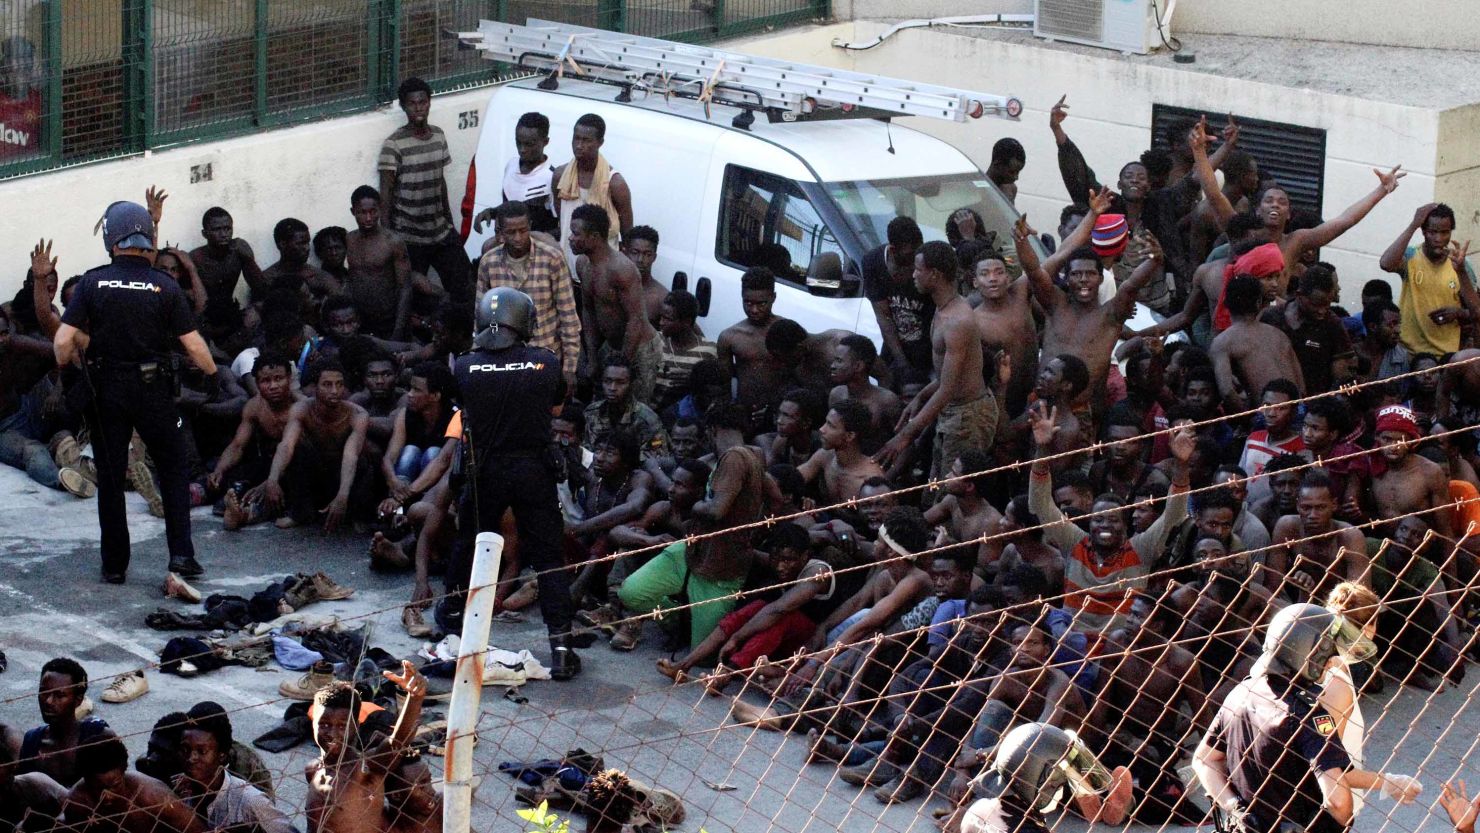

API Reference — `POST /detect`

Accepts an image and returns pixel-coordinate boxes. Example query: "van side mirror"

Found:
[671,271,688,293]
[805,252,845,297]
[695,277,712,317]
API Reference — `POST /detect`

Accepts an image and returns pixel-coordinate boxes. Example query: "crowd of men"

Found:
[2,75,1480,833]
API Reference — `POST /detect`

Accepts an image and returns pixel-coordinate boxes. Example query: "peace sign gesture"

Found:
[1374,164,1406,194]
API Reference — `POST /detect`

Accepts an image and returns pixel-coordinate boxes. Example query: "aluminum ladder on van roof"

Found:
[456,18,1023,127]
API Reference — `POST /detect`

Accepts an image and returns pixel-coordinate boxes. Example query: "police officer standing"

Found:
[447,286,580,680]
[1192,603,1421,833]
[52,201,218,584]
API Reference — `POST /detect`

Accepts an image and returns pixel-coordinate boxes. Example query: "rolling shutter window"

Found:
[1151,105,1327,216]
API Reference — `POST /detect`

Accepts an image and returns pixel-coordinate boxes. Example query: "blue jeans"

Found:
[0,399,60,489]
[395,445,441,480]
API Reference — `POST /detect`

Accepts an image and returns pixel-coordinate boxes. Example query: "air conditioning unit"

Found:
[1034,0,1161,55]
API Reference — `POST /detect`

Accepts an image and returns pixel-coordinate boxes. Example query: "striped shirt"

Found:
[378,125,453,245]
[652,335,718,410]
[476,239,581,378]
[1029,467,1187,633]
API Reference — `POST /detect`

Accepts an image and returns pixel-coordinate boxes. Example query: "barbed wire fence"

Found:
[2,356,1479,833]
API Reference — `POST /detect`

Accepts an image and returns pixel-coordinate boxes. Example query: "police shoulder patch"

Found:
[1312,714,1336,736]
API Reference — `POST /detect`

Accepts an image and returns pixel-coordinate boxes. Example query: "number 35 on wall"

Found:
[458,110,480,130]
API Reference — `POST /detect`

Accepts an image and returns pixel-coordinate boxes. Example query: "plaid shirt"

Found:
[477,238,581,377]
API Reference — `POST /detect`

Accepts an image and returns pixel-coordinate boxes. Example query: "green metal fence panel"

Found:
[0,0,830,182]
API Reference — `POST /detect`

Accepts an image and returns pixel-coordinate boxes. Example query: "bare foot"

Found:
[702,664,734,697]
[805,728,849,764]
[503,580,538,611]
[656,658,691,684]
[370,532,411,571]
[729,698,783,731]
[222,490,246,531]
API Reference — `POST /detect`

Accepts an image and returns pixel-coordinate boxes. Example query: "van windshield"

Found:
[822,173,1024,257]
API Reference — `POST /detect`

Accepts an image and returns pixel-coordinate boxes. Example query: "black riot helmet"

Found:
[474,286,535,351]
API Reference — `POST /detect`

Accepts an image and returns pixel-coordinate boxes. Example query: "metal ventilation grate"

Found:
[1152,105,1328,215]
[1036,0,1104,43]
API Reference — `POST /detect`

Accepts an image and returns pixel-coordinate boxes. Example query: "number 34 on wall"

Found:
[458,110,481,130]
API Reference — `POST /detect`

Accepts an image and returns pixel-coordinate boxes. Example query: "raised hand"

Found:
[1189,117,1212,156]
[1138,229,1164,264]
[1412,202,1439,227]
[30,239,56,278]
[1088,186,1113,216]
[1012,214,1037,242]
[1049,95,1069,129]
[1028,401,1058,449]
[383,659,429,698]
[1375,164,1406,194]
[1449,239,1471,272]
[146,185,168,226]
[1439,780,1480,832]
[1169,425,1196,463]
[1220,114,1240,147]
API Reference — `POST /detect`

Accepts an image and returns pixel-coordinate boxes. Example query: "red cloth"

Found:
[1213,243,1285,331]
[716,599,816,669]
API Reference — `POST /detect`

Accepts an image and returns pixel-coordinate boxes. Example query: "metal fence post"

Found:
[43,0,62,160]
[121,0,152,151]
[443,531,504,833]
[254,0,269,125]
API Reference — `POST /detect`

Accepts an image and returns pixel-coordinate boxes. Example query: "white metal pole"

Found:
[443,531,504,833]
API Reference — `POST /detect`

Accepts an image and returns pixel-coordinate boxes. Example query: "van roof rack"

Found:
[456,19,1023,128]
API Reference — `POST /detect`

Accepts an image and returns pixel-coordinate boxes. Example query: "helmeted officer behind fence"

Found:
[446,286,580,680]
[1193,603,1400,833]
[53,200,219,584]
[958,722,1131,833]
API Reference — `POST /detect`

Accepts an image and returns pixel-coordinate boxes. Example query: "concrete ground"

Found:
[0,462,1474,833]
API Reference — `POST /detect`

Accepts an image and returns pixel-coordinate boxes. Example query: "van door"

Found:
[696,159,864,339]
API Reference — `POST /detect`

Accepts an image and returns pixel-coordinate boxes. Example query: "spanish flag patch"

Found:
[1313,714,1336,736]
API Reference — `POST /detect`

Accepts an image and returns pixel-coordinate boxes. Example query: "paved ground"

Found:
[0,462,1475,833]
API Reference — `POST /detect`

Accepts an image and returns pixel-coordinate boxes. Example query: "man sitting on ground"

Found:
[211,351,305,530]
[583,356,671,462]
[62,737,204,833]
[172,703,295,833]
[798,400,885,507]
[828,334,901,456]
[652,289,717,415]
[250,359,372,532]
[6,658,113,788]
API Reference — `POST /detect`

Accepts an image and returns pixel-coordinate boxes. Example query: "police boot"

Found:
[168,555,205,578]
[550,636,582,682]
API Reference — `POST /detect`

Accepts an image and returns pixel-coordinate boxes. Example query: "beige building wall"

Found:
[736,21,1452,297]
[1172,0,1480,52]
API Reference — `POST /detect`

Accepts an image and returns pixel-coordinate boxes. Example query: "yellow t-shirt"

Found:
[1399,247,1473,355]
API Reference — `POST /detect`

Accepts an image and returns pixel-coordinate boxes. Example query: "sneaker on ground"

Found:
[163,572,202,603]
[311,572,354,601]
[77,457,98,485]
[609,620,642,651]
[403,606,434,639]
[101,671,149,704]
[576,603,621,633]
[59,467,96,498]
[49,433,82,469]
[279,660,335,700]
[128,460,164,518]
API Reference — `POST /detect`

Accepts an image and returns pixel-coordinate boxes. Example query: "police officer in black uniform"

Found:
[447,286,580,680]
[1192,603,1414,833]
[958,722,1130,833]
[52,201,218,584]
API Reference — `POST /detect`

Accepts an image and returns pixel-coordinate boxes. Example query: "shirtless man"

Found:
[621,225,668,329]
[1017,191,1163,414]
[262,217,338,300]
[208,352,304,529]
[996,495,1065,592]
[1188,151,1260,265]
[877,241,993,476]
[1091,593,1209,823]
[1137,213,1267,345]
[345,185,414,340]
[829,333,902,456]
[573,204,662,402]
[758,388,822,469]
[251,359,371,532]
[305,664,427,833]
[1026,354,1091,473]
[1266,469,1369,603]
[798,400,885,506]
[1371,404,1453,540]
[1210,274,1305,409]
[62,737,204,833]
[971,245,1039,416]
[190,206,265,350]
[925,448,1003,547]
[716,267,788,432]
[950,621,1087,766]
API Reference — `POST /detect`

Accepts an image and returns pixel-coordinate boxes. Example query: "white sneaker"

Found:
[101,671,149,704]
[59,467,96,498]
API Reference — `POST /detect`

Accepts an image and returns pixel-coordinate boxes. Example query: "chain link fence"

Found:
[0,0,829,181]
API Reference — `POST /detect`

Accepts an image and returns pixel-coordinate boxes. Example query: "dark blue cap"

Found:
[101,201,155,253]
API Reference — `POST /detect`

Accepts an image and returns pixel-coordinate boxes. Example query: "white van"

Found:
[459,76,1027,343]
